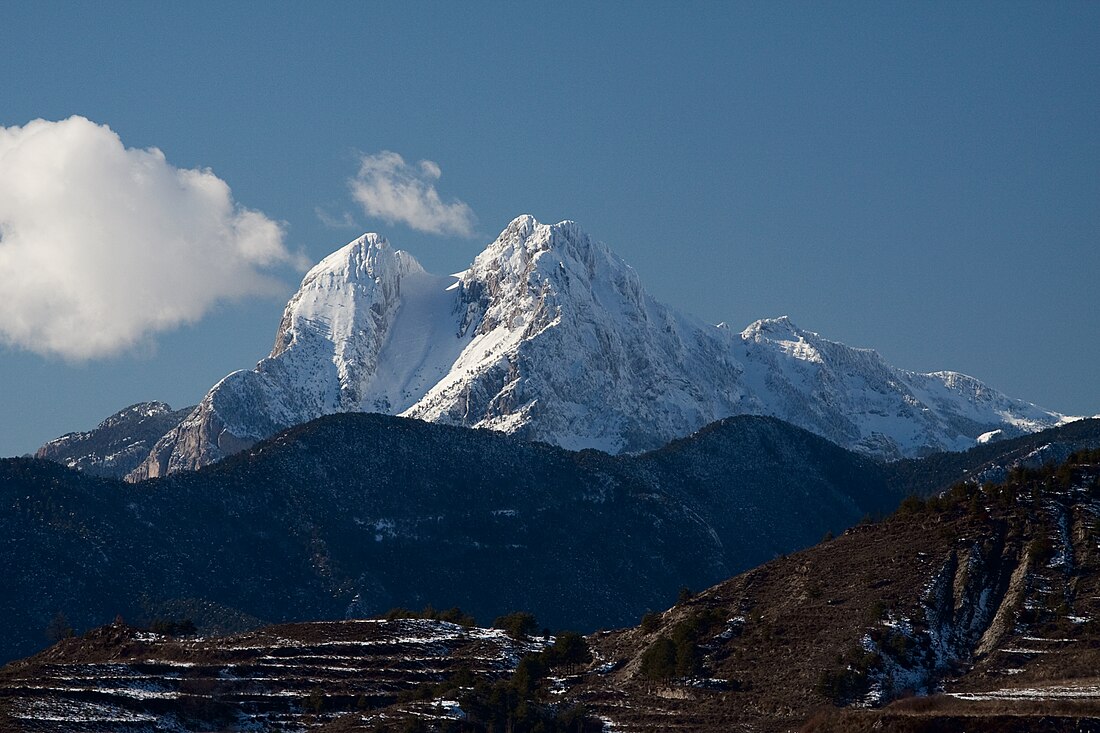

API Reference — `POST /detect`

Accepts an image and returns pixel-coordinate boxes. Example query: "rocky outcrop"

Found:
[35,402,194,479]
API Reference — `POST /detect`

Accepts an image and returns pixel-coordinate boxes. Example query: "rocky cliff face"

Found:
[124,216,1068,480]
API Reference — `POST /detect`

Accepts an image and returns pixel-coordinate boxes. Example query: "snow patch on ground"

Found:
[950,684,1100,701]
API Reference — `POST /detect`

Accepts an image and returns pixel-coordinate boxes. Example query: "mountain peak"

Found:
[479,216,607,267]
[502,213,539,237]
[741,315,806,341]
[36,401,195,479]
[307,233,424,285]
[267,232,427,366]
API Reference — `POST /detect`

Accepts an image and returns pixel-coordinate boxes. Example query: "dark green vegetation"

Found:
[492,612,541,639]
[637,609,727,681]
[353,632,599,733]
[382,606,478,628]
[5,414,1100,667]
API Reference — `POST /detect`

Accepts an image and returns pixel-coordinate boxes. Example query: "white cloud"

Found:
[349,151,476,237]
[0,116,301,360]
[418,160,442,179]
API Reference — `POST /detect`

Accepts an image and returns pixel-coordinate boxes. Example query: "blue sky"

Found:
[1,2,1097,456]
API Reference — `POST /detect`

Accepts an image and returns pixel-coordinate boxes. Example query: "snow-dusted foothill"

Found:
[127,215,1071,479]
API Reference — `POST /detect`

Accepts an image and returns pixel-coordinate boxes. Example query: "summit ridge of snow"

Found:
[126,216,1070,479]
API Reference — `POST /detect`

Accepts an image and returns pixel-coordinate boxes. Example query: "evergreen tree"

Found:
[45,612,73,643]
[493,611,539,639]
[638,636,676,680]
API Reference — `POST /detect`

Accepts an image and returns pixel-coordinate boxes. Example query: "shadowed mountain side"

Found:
[884,417,1100,497]
[0,413,895,665]
[7,415,1100,669]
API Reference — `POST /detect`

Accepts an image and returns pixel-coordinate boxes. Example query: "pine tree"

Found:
[45,612,73,643]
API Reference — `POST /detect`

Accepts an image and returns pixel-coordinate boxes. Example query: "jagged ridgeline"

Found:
[38,216,1070,480]
[5,449,1100,732]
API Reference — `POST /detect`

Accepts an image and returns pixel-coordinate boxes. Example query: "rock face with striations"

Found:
[125,215,1067,480]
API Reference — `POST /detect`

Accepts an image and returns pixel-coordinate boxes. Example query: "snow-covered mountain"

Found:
[127,215,1069,479]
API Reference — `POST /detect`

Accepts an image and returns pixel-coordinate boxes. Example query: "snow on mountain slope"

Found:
[734,316,1065,459]
[126,216,1071,479]
[402,215,747,451]
[131,234,468,477]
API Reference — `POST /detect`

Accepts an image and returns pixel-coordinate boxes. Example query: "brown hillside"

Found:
[569,453,1100,732]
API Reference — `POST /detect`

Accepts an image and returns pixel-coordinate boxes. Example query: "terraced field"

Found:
[0,619,545,732]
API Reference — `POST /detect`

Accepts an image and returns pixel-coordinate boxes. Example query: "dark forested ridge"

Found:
[4,413,1100,668]
[3,413,887,665]
[883,416,1100,497]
